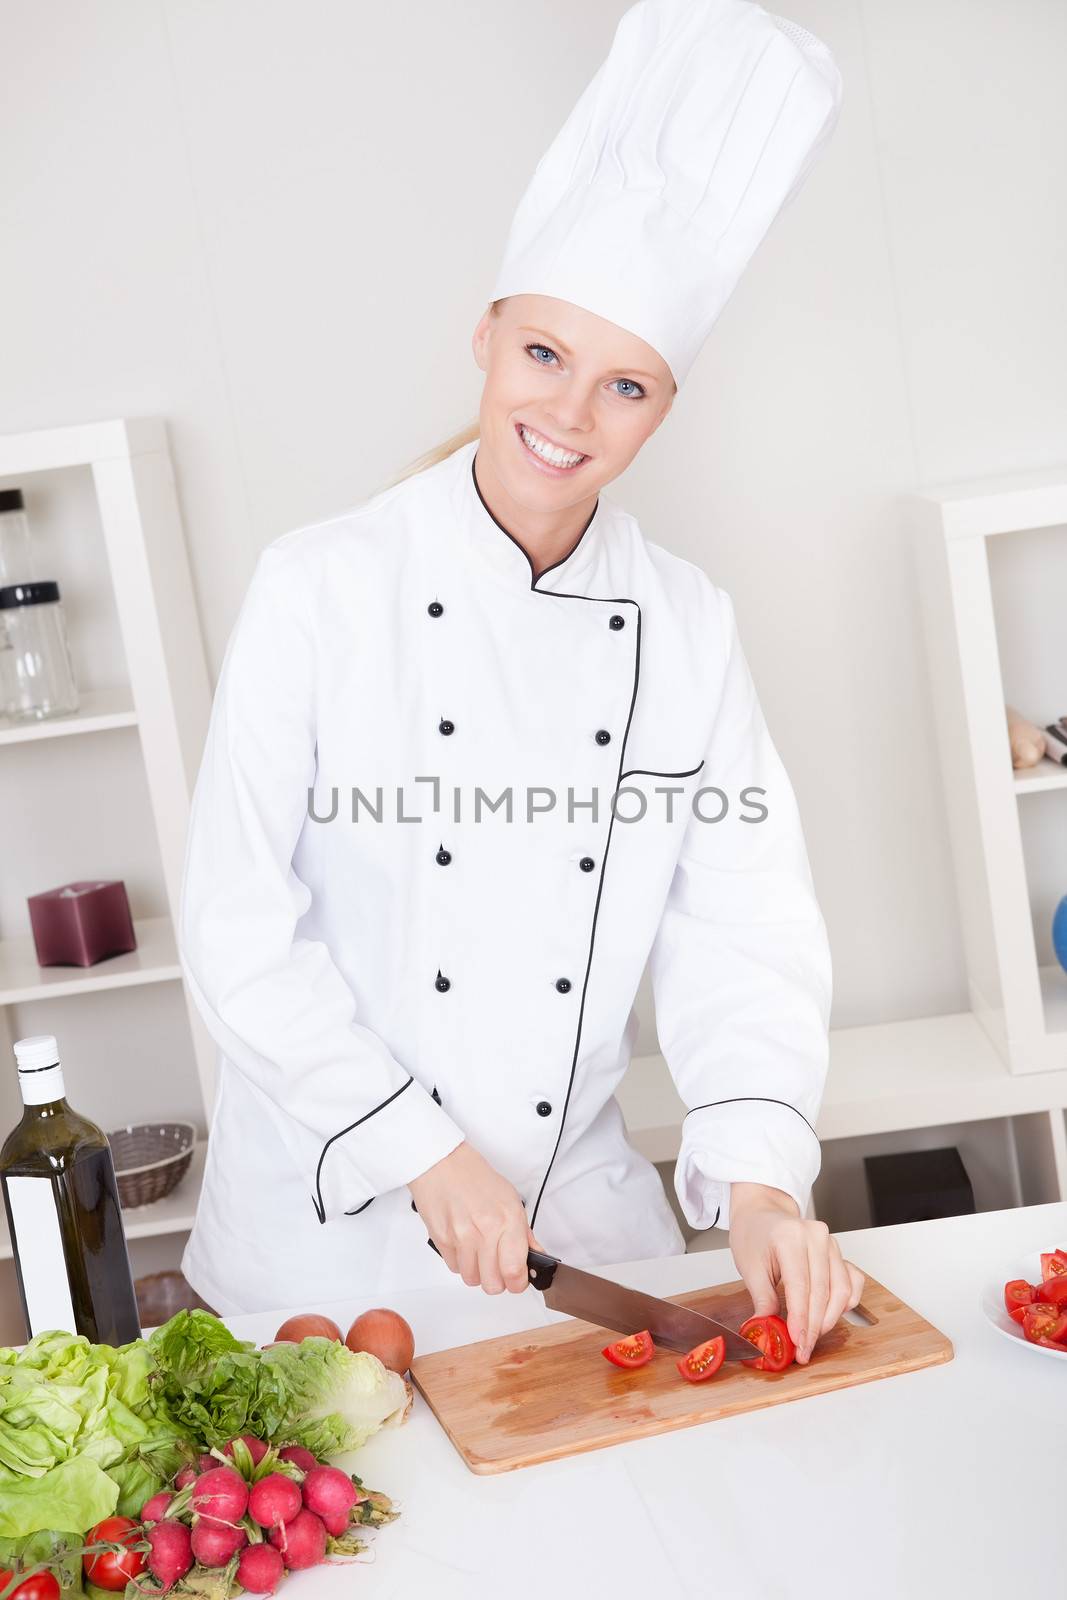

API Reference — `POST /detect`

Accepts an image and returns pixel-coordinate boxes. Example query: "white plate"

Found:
[980,1250,1067,1360]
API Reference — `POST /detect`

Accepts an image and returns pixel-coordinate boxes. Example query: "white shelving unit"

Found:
[0,418,217,1328]
[910,467,1067,1077]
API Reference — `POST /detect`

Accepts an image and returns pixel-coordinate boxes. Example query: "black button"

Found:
[436,847,452,865]
[435,970,451,992]
[431,1085,442,1105]
[555,977,572,993]
[579,856,595,872]
[427,600,444,617]
[594,728,611,745]
[536,1100,553,1117]
[609,614,625,630]
[439,718,455,736]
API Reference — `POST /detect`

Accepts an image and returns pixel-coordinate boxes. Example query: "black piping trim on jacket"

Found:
[683,1096,819,1143]
[526,598,641,1230]
[618,761,705,782]
[311,1075,415,1223]
[470,453,644,1230]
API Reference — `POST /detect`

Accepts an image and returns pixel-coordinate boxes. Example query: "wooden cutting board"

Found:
[410,1269,954,1474]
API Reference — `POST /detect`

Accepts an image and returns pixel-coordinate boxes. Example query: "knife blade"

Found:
[526,1249,758,1362]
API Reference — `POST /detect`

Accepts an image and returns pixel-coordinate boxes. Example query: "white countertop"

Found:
[220,1201,1067,1600]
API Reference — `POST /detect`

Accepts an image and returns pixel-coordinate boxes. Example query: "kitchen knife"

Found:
[526,1248,760,1362]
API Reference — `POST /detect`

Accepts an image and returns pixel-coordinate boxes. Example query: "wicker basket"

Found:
[108,1121,196,1208]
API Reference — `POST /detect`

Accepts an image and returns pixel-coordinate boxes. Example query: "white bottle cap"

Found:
[14,1035,61,1072]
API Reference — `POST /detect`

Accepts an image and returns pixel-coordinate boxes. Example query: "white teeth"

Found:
[520,425,585,468]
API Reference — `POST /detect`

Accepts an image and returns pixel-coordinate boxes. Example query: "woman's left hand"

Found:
[728,1183,865,1364]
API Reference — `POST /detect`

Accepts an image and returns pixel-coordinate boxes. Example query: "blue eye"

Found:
[523,342,646,400]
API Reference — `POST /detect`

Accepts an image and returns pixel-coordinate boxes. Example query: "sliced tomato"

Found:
[676,1336,726,1383]
[1008,1304,1029,1325]
[738,1313,796,1372]
[601,1329,655,1368]
[1032,1334,1067,1351]
[1021,1303,1067,1346]
[1039,1249,1067,1282]
[1004,1278,1034,1314]
[1034,1274,1067,1308]
[82,1517,145,1591]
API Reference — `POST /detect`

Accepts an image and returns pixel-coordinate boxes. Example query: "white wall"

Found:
[1,0,1064,1066]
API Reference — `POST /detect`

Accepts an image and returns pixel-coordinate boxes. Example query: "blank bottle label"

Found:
[5,1175,76,1335]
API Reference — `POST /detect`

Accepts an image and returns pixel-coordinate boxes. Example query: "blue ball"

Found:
[1054,895,1067,974]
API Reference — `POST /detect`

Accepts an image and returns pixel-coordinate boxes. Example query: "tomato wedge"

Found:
[1039,1249,1067,1282]
[738,1313,796,1372]
[1004,1278,1034,1315]
[1021,1303,1067,1346]
[601,1329,655,1368]
[1035,1274,1067,1309]
[676,1336,726,1382]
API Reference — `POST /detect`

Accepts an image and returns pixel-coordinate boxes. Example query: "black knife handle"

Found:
[526,1248,562,1289]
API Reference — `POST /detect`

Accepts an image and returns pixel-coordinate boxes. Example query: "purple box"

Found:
[27,879,137,967]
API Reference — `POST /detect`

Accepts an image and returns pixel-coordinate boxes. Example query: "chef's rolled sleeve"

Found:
[647,585,832,1236]
[178,541,465,1222]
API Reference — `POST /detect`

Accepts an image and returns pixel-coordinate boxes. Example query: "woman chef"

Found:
[178,0,865,1365]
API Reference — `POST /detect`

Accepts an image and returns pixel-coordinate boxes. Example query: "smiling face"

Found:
[471,294,676,514]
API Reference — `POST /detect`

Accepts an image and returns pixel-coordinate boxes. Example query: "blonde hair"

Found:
[379,302,501,491]
[381,297,677,491]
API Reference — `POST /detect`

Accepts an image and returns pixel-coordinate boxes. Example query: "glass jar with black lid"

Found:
[0,578,79,721]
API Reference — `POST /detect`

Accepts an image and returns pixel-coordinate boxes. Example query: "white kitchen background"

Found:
[1,0,1065,1338]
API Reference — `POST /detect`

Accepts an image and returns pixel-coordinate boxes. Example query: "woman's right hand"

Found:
[408,1141,541,1295]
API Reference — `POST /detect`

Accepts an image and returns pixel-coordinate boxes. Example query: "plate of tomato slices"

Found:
[980,1246,1067,1359]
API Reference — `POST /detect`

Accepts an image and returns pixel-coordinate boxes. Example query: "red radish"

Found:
[236,1545,285,1595]
[173,1465,198,1490]
[191,1466,249,1527]
[140,1490,172,1523]
[190,1519,247,1568]
[224,1435,269,1466]
[277,1445,317,1472]
[248,1474,302,1529]
[145,1521,192,1578]
[301,1465,357,1522]
[317,1505,350,1538]
[268,1509,327,1570]
[197,1453,216,1472]
[145,1520,193,1591]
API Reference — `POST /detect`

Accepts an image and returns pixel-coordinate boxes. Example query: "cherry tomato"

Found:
[82,1517,146,1590]
[738,1313,797,1372]
[1039,1249,1067,1282]
[1035,1274,1067,1308]
[601,1329,655,1368]
[1021,1303,1067,1346]
[0,1570,61,1600]
[676,1336,726,1382]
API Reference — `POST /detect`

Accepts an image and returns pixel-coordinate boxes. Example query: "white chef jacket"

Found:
[177,437,832,1316]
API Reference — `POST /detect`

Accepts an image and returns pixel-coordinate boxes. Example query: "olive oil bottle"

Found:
[0,1034,141,1343]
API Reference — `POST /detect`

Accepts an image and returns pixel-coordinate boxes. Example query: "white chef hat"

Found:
[488,0,843,388]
